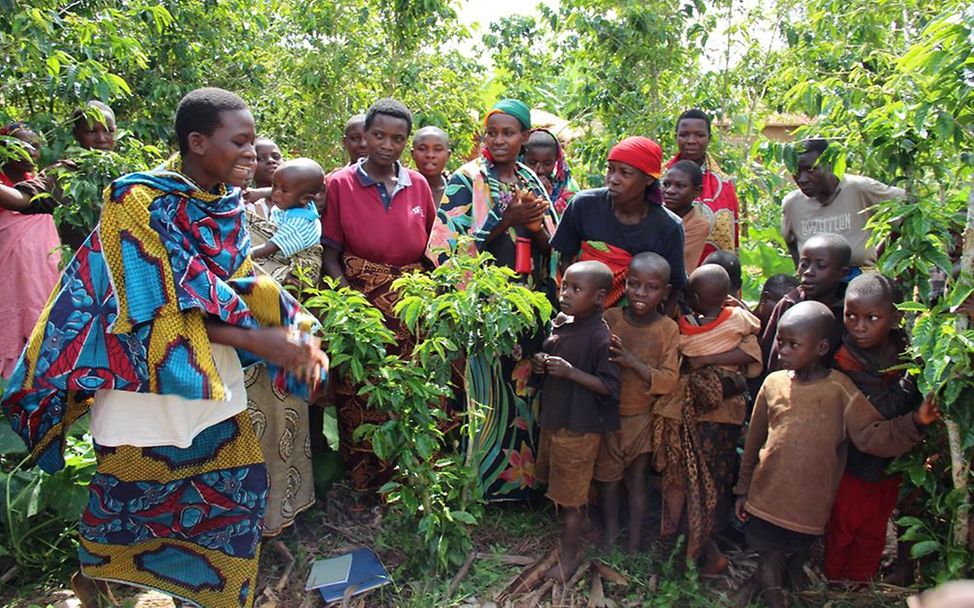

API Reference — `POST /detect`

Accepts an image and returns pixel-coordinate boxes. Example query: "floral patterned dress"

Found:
[429,155,558,500]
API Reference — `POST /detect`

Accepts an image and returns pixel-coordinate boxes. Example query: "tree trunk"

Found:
[949,174,974,547]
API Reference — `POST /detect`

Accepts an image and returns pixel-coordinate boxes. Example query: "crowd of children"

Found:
[530,229,941,606]
[0,88,947,608]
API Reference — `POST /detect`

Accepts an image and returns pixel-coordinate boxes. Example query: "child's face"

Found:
[254,141,283,187]
[6,129,40,173]
[73,109,116,152]
[270,169,313,209]
[343,123,367,163]
[559,268,605,317]
[797,243,847,300]
[524,147,557,181]
[661,168,700,214]
[756,289,783,327]
[625,265,670,319]
[775,323,828,371]
[411,135,450,179]
[365,114,409,169]
[844,292,900,351]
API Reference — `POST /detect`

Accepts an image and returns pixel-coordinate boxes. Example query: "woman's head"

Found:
[484,99,531,165]
[523,129,560,180]
[175,87,256,189]
[72,101,116,152]
[364,98,413,170]
[605,136,663,206]
[0,123,40,176]
[675,108,711,164]
[662,159,703,214]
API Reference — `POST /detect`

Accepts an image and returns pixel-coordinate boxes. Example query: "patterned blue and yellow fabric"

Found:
[2,158,317,474]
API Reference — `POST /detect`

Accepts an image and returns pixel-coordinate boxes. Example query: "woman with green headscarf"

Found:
[429,98,558,501]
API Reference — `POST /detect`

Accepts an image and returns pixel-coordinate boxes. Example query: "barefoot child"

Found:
[410,126,451,206]
[735,301,939,608]
[534,260,621,579]
[824,273,923,582]
[656,264,763,572]
[662,160,706,273]
[761,232,851,371]
[251,157,324,260]
[595,252,679,553]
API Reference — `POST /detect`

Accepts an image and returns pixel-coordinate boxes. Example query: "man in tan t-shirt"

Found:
[781,138,904,271]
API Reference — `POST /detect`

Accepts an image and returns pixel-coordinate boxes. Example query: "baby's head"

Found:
[523,129,560,182]
[661,160,703,215]
[560,261,613,317]
[270,158,325,210]
[844,272,902,352]
[775,300,834,372]
[757,273,800,327]
[703,250,742,295]
[686,264,731,317]
[798,233,851,301]
[411,126,450,180]
[342,114,367,164]
[253,137,283,188]
[625,252,671,319]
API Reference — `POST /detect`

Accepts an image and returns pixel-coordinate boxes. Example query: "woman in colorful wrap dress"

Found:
[1,88,328,608]
[321,98,438,494]
[551,136,687,306]
[428,98,559,500]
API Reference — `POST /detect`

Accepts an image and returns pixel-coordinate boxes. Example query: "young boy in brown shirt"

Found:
[595,252,679,553]
[533,260,621,581]
[735,301,939,608]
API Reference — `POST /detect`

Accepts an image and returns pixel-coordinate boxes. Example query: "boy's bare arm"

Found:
[544,356,612,396]
[734,387,769,497]
[0,183,29,211]
[250,241,280,259]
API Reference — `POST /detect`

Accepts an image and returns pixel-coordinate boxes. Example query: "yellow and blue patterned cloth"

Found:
[2,160,317,607]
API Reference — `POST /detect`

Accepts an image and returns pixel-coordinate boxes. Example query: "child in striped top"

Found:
[252,157,324,259]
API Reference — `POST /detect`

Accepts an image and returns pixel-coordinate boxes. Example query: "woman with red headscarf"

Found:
[0,123,60,378]
[551,136,687,306]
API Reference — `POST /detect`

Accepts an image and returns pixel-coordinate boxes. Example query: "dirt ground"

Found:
[6,482,916,608]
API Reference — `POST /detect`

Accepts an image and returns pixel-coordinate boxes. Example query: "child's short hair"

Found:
[703,250,742,292]
[763,273,800,300]
[413,125,449,146]
[71,100,115,131]
[276,158,325,194]
[779,300,834,340]
[668,159,703,188]
[846,272,902,307]
[345,114,366,131]
[676,108,711,134]
[175,88,248,155]
[802,233,852,267]
[365,98,413,134]
[524,129,559,154]
[568,260,613,292]
[630,251,671,283]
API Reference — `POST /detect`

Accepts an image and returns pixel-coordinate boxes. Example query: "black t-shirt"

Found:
[539,311,621,434]
[550,188,687,290]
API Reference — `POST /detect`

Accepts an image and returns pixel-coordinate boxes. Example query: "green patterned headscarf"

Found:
[484,99,531,130]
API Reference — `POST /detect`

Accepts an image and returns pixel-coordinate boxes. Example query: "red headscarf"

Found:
[608,136,662,179]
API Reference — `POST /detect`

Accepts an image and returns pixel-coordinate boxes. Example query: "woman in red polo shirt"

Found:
[322,98,437,493]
